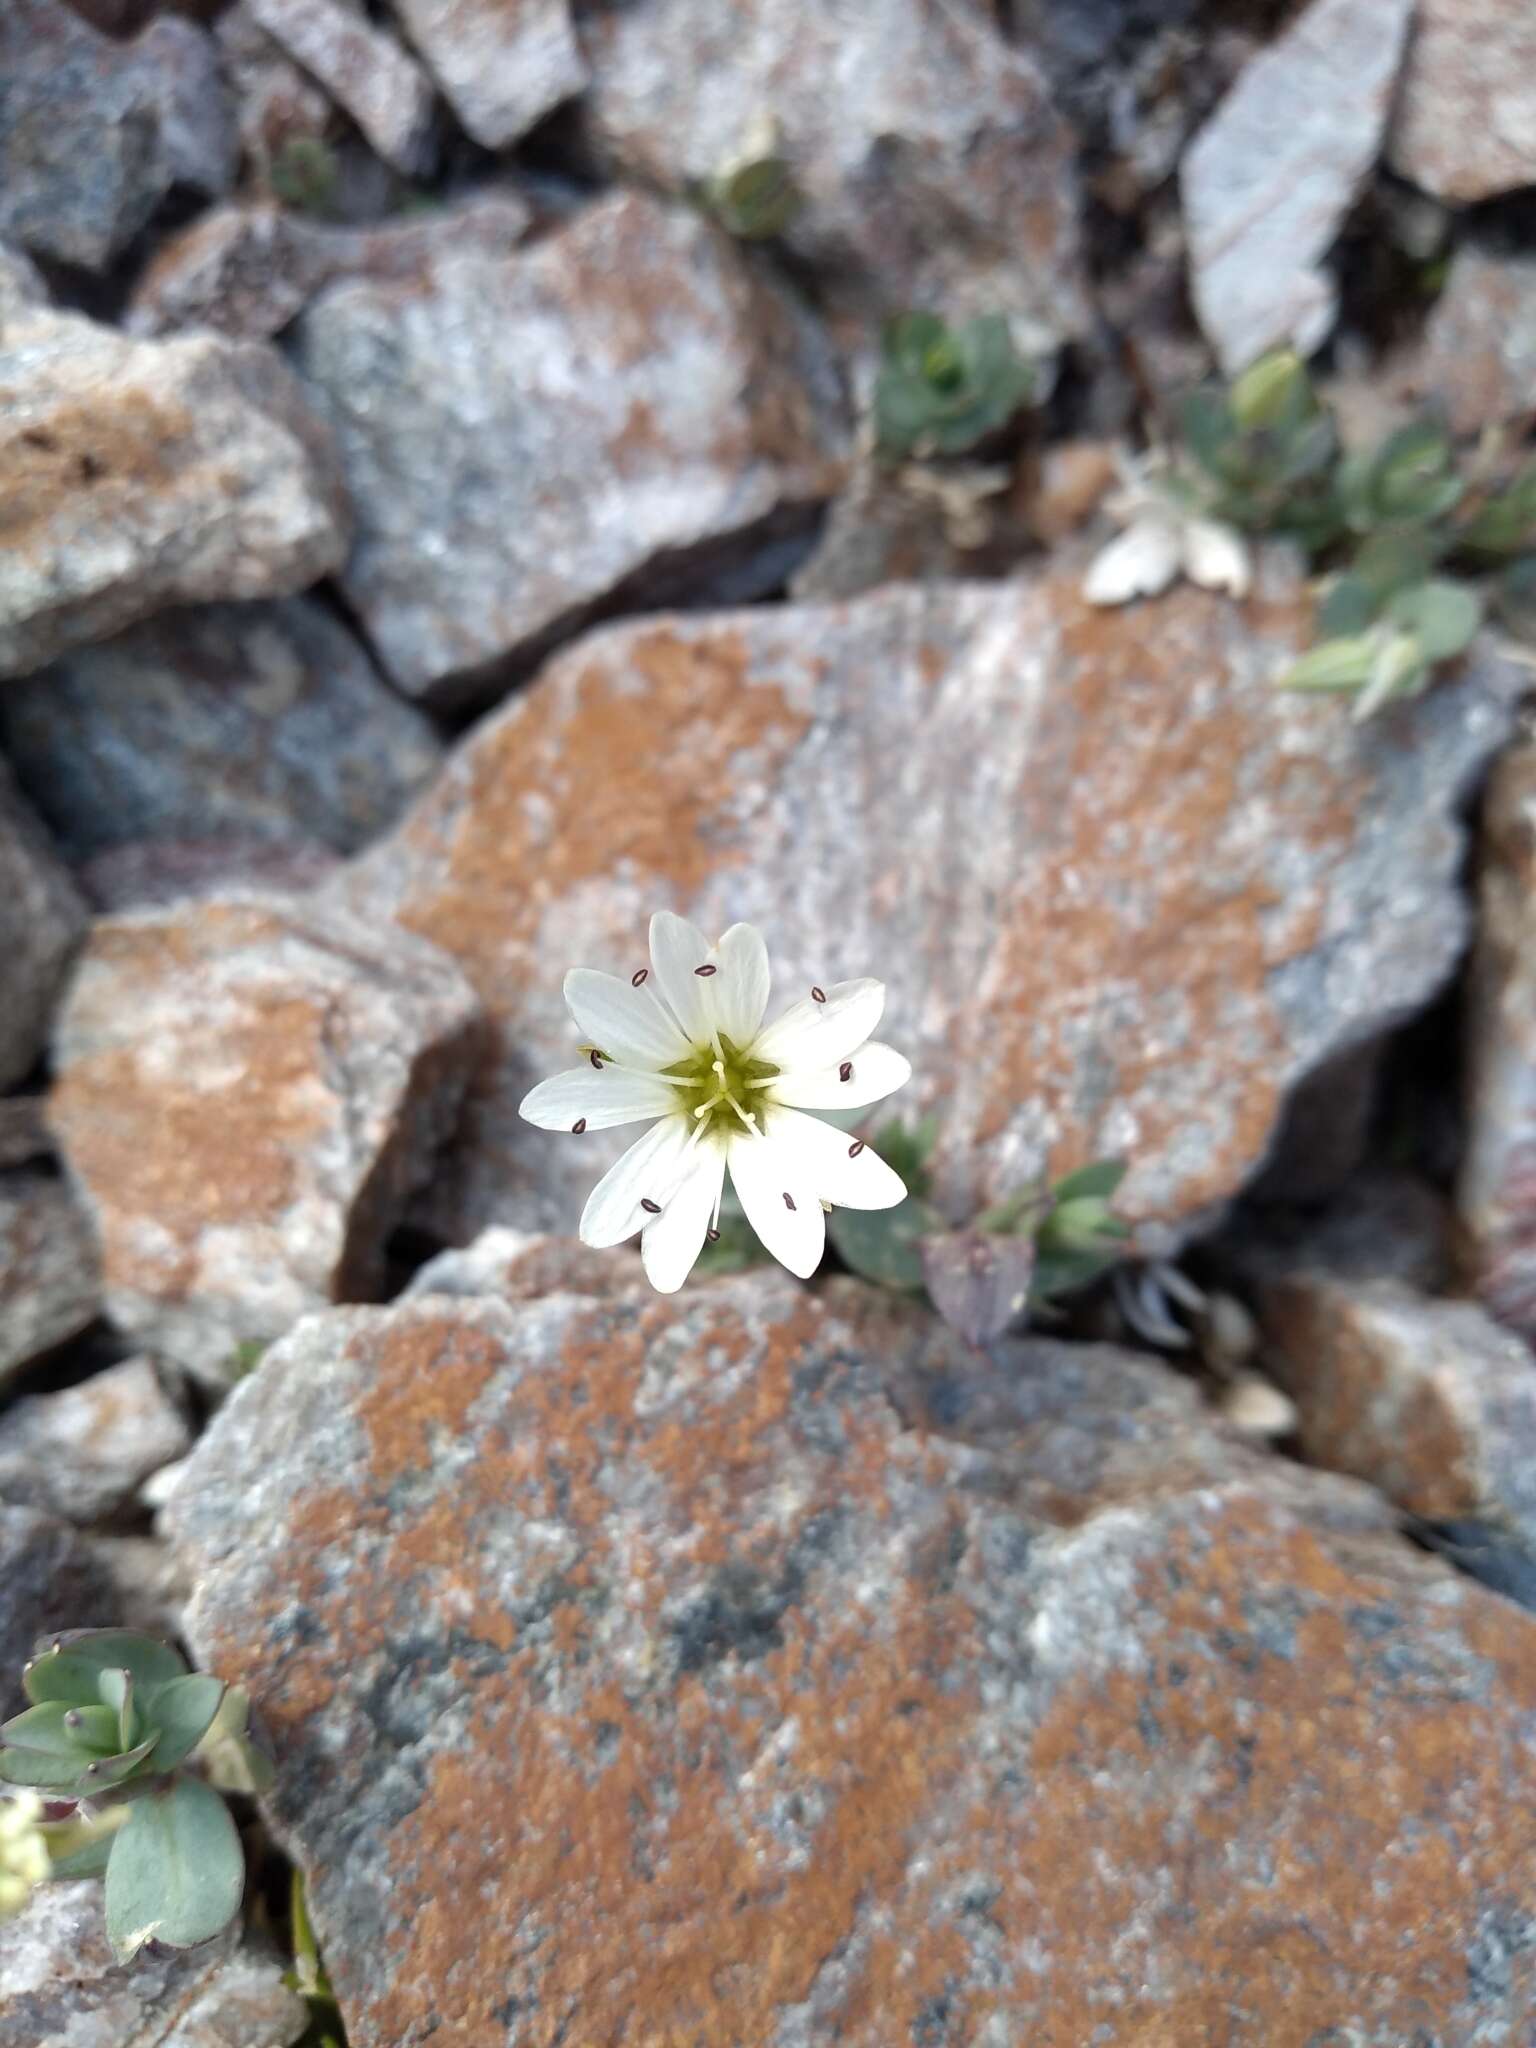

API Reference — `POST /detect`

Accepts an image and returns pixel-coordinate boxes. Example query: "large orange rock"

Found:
[167,1261,1536,2045]
[341,562,1520,1248]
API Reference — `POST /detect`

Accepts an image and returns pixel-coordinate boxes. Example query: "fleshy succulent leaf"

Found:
[36,1632,186,1694]
[1385,578,1481,662]
[104,1775,246,1962]
[146,1674,227,1773]
[2,1701,89,1757]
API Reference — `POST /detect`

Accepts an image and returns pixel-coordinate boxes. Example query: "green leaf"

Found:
[1317,574,1379,639]
[43,1832,116,1881]
[35,1632,186,1695]
[0,1732,158,1793]
[96,1667,138,1752]
[1495,555,1536,642]
[1031,1242,1129,1304]
[104,1776,246,1961]
[1048,1158,1128,1205]
[3,1700,91,1756]
[146,1675,227,1773]
[1229,349,1310,433]
[1385,578,1481,662]
[1275,637,1378,694]
[828,1193,938,1291]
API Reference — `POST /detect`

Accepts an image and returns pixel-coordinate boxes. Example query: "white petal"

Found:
[641,1139,727,1293]
[768,1040,911,1111]
[1182,517,1251,598]
[764,1106,906,1210]
[564,969,690,1070]
[579,1115,693,1248]
[753,979,885,1073]
[707,922,771,1047]
[728,1128,825,1279]
[648,911,716,1044]
[1083,517,1181,606]
[519,1067,683,1132]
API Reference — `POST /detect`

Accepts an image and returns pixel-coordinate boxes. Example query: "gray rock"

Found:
[80,1532,191,1643]
[77,837,341,915]
[0,243,47,319]
[0,0,234,274]
[216,0,336,180]
[0,1358,191,1526]
[0,298,348,678]
[290,191,846,705]
[579,0,1086,352]
[1181,0,1413,374]
[0,1506,116,1699]
[166,1272,1536,2044]
[0,599,443,863]
[339,557,1521,1248]
[0,763,86,1091]
[1387,0,1536,202]
[0,1099,52,1172]
[248,0,437,176]
[0,1883,307,2048]
[0,1173,101,1392]
[1402,242,1536,438]
[127,191,533,342]
[47,892,483,1381]
[1256,1265,1536,1544]
[387,0,586,150]
[1460,739,1536,1340]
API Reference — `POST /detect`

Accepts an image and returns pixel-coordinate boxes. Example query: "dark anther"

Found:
[811,985,827,1003]
[572,1118,587,1134]
[589,1049,605,1069]
[632,968,648,986]
[839,1061,853,1082]
[641,1198,662,1214]
[783,1192,797,1210]
[695,963,718,977]
[707,1228,721,1243]
[849,1140,865,1158]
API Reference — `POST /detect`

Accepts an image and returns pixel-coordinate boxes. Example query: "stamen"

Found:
[848,1140,865,1158]
[641,1198,662,1215]
[631,968,648,987]
[695,963,717,977]
[589,1049,605,1069]
[839,1061,853,1083]
[572,1118,587,1134]
[783,1192,796,1211]
[811,985,826,1003]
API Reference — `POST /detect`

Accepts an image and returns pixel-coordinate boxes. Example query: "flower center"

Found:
[662,1033,779,1139]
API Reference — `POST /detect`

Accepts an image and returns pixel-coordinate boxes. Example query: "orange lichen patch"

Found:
[386,624,812,999]
[971,581,1349,1220]
[0,393,187,542]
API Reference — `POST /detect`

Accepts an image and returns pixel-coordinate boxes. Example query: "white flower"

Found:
[519,914,912,1293]
[1084,453,1251,607]
[0,1792,49,1921]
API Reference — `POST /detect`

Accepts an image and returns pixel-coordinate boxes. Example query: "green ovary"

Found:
[661,1033,780,1138]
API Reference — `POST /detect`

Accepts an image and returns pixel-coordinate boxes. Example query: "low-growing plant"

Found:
[698,114,804,242]
[268,137,340,217]
[0,1630,270,1959]
[873,313,1034,464]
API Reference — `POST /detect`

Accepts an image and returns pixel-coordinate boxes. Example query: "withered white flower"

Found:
[519,914,912,1292]
[1084,452,1251,608]
[0,1791,48,1921]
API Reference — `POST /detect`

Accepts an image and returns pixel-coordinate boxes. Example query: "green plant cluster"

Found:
[873,314,1034,464]
[1177,350,1536,717]
[0,1630,269,1960]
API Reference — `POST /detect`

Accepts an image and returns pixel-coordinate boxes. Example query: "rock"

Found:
[788,459,1034,603]
[0,1506,115,1693]
[1256,1267,1536,1541]
[1401,242,1536,438]
[387,0,586,150]
[0,1173,102,1391]
[77,837,341,915]
[0,1883,307,2048]
[1388,0,1536,203]
[579,0,1086,352]
[0,762,86,1090]
[0,0,234,274]
[0,299,348,678]
[1228,1166,1455,1294]
[405,1224,643,1303]
[79,1532,192,1643]
[217,0,335,176]
[290,191,846,705]
[0,1358,191,1526]
[1181,0,1414,374]
[0,243,46,319]
[167,1272,1536,2045]
[1461,739,1536,1340]
[0,599,443,864]
[340,559,1520,1247]
[248,0,436,176]
[0,1170,101,1383]
[0,1099,52,1172]
[47,893,483,1382]
[127,191,532,341]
